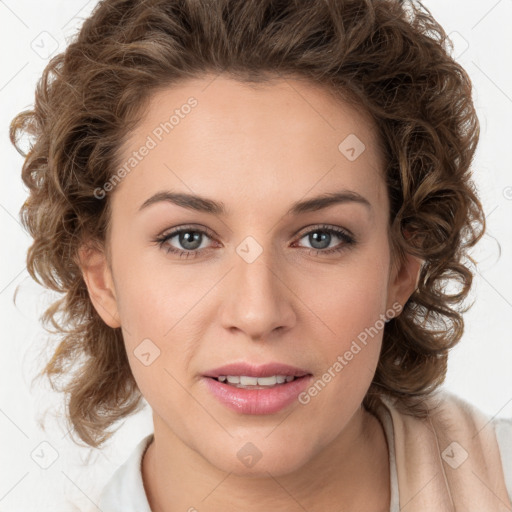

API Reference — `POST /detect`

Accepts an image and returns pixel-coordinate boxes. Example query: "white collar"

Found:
[98,432,154,512]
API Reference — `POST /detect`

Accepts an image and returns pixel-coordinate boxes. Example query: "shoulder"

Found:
[430,388,512,440]
[435,390,512,503]
[382,388,512,504]
[97,433,154,512]
[493,415,512,501]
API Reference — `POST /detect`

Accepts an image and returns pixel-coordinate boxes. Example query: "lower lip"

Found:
[203,375,313,415]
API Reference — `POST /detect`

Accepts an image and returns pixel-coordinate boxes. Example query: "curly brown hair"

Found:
[9,0,485,449]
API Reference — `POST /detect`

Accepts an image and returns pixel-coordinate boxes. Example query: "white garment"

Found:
[98,390,512,512]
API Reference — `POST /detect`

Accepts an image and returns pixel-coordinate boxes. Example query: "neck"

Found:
[142,406,390,512]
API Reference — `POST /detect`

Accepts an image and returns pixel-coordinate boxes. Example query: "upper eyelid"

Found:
[159,224,216,240]
[294,224,354,239]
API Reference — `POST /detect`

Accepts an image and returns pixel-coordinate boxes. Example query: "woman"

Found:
[9,0,512,510]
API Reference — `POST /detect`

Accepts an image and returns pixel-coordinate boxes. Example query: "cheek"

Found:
[305,282,387,395]
[111,255,218,401]
[295,282,388,441]
[112,248,208,342]
[304,249,390,345]
[295,243,391,408]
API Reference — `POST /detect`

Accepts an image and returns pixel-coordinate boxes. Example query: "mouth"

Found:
[209,374,303,389]
[202,362,313,415]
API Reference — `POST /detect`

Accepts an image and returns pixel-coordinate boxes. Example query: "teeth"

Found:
[240,376,261,386]
[216,375,298,387]
[256,376,277,386]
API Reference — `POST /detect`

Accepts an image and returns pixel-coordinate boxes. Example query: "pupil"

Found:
[180,231,201,250]
[310,231,330,249]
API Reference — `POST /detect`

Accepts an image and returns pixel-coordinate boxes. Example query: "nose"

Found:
[219,248,297,342]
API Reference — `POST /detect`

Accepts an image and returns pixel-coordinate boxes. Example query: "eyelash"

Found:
[153,224,356,259]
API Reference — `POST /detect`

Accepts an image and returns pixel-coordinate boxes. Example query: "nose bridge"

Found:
[219,239,296,340]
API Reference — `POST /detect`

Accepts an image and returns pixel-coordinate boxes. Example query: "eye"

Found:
[293,224,356,256]
[153,224,356,259]
[153,225,217,259]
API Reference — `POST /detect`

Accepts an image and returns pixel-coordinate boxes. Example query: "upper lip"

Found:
[203,362,311,378]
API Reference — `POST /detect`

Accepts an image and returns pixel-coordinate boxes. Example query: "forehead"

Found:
[111,74,387,218]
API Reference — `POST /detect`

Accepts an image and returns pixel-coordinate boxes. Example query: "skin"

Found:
[79,74,421,511]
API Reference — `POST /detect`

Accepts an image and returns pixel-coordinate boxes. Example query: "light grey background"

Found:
[1,1,511,510]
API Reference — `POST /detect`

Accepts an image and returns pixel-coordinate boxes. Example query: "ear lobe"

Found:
[78,244,121,328]
[387,251,423,313]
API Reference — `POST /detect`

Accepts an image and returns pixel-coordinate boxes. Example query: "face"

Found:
[81,74,419,477]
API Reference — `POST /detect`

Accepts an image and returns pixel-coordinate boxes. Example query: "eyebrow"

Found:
[138,189,372,216]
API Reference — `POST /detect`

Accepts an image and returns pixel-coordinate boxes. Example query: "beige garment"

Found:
[377,389,512,511]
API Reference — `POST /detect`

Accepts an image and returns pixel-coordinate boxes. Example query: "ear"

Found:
[78,243,121,328]
[386,249,422,314]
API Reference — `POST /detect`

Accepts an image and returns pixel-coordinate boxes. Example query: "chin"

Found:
[199,435,317,478]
